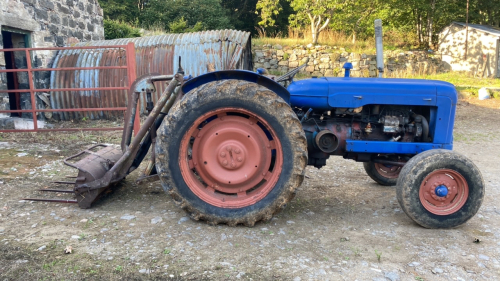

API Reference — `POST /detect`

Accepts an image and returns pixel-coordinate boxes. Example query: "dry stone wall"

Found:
[253,43,448,78]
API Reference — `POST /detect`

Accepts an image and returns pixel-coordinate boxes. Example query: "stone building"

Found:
[438,22,500,78]
[0,0,104,119]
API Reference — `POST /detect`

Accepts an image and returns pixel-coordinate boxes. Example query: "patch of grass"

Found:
[253,27,415,54]
[42,260,61,271]
[350,247,361,256]
[453,132,467,142]
[163,249,171,255]
[115,265,123,272]
[374,249,382,262]
[67,265,80,273]
[84,219,94,229]
[407,72,500,89]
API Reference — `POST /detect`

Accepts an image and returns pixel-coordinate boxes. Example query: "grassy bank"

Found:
[401,72,500,98]
[253,28,417,54]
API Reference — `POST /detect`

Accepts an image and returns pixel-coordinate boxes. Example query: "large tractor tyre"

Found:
[396,149,484,228]
[155,80,308,226]
[363,161,401,186]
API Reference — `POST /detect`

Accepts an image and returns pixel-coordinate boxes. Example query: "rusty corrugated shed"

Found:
[49,30,252,119]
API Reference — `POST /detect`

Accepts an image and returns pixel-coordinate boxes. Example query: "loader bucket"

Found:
[63,144,123,208]
[24,70,185,209]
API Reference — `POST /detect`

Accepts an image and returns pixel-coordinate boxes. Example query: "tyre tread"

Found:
[156,80,307,226]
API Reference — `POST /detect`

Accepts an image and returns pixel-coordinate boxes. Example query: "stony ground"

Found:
[0,98,499,281]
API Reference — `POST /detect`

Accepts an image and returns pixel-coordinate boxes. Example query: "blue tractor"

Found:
[29,60,484,229]
[152,62,484,229]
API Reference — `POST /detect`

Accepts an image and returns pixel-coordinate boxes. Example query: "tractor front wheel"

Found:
[155,80,307,226]
[396,149,484,228]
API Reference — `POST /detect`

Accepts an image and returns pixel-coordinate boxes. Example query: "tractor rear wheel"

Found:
[363,161,401,186]
[155,80,307,226]
[396,149,484,228]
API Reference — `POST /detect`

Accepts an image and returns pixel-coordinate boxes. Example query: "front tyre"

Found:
[155,80,307,226]
[396,149,484,228]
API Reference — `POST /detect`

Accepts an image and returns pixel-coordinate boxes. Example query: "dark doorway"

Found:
[1,27,31,117]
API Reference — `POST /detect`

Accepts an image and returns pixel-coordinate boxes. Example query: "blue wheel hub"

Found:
[435,185,448,197]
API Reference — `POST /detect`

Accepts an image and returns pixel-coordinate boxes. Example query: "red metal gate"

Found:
[0,42,138,132]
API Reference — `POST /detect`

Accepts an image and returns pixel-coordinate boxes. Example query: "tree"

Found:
[139,0,233,31]
[256,0,346,44]
[256,0,283,28]
[328,0,383,44]
[169,17,204,33]
[99,0,141,23]
[221,0,259,33]
[289,0,345,44]
[103,19,141,39]
[255,0,293,36]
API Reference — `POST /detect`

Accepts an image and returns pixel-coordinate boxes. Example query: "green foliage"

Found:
[99,0,141,23]
[221,0,259,33]
[139,0,233,32]
[103,20,141,40]
[169,17,204,33]
[99,0,500,43]
[256,0,283,27]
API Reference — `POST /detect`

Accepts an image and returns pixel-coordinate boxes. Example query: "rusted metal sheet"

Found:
[50,30,252,119]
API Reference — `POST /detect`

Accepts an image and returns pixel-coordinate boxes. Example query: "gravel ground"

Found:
[0,98,499,280]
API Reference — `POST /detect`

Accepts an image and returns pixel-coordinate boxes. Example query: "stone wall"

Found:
[0,0,104,118]
[253,44,449,78]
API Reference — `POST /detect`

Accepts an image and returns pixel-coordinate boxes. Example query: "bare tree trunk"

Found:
[308,13,330,45]
[311,18,318,44]
[415,9,422,46]
[312,33,318,44]
[414,9,420,44]
[427,0,436,48]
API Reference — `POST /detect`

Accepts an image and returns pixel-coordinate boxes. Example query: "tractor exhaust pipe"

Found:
[375,19,384,78]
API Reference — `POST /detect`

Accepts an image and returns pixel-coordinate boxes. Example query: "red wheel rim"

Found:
[374,163,401,179]
[178,107,283,208]
[419,169,469,215]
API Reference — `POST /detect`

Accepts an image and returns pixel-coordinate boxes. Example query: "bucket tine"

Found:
[22,198,78,204]
[53,181,77,185]
[37,189,75,194]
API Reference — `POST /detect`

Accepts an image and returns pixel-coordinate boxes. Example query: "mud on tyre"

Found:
[396,149,484,228]
[155,80,308,226]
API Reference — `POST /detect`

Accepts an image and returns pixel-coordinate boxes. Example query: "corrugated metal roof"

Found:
[49,30,252,120]
[453,22,500,37]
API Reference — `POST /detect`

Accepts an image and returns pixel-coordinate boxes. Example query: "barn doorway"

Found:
[1,27,31,117]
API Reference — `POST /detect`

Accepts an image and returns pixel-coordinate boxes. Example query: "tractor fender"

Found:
[181,70,291,104]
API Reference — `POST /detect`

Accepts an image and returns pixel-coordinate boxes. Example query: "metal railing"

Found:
[0,42,139,133]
